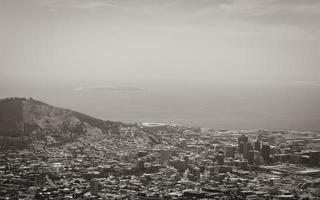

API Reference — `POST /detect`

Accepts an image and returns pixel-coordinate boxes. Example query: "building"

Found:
[248,150,254,165]
[224,146,235,158]
[216,153,225,165]
[160,149,170,165]
[243,141,249,160]
[261,145,271,163]
[254,150,262,165]
[248,143,253,152]
[254,140,261,151]
[141,122,167,132]
[90,178,99,196]
[238,135,248,158]
[137,158,145,171]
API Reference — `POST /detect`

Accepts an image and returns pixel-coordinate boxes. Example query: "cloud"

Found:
[40,0,133,10]
[179,0,320,42]
[40,0,230,12]
[38,0,320,32]
[219,0,320,28]
[74,86,145,92]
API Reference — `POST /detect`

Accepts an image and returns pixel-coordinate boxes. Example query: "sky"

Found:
[1,0,320,84]
[1,0,320,130]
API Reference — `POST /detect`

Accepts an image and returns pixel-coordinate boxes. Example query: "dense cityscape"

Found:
[1,121,320,200]
[2,0,320,199]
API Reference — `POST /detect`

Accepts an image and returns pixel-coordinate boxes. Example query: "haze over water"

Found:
[1,80,320,131]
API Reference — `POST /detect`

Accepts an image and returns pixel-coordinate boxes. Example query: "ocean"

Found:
[1,80,320,131]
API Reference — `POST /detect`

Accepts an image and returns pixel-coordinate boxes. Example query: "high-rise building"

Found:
[261,145,271,163]
[243,142,248,159]
[216,153,225,165]
[248,143,253,151]
[255,140,261,151]
[253,150,262,166]
[238,135,248,156]
[248,150,254,165]
[225,146,235,158]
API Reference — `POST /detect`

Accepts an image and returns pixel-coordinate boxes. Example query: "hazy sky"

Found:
[1,0,320,84]
[1,0,320,130]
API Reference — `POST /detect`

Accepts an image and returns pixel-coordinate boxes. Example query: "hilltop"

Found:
[0,97,161,149]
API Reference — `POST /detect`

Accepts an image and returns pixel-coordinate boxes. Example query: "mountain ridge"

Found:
[0,97,126,148]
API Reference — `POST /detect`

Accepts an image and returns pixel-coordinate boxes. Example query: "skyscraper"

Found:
[243,141,248,159]
[225,146,235,158]
[261,145,271,164]
[238,135,249,159]
[248,150,254,165]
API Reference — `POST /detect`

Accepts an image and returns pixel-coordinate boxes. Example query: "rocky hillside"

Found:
[0,97,127,147]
